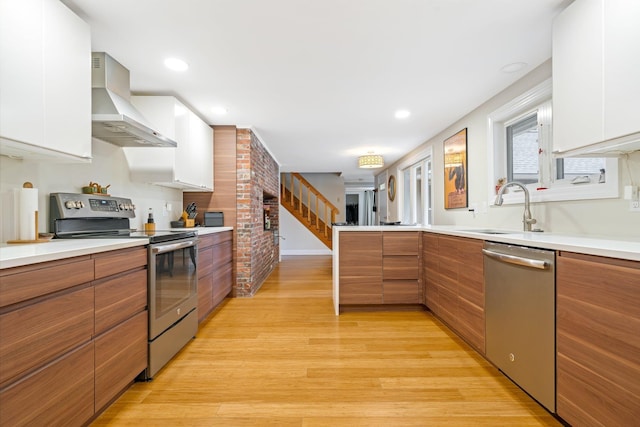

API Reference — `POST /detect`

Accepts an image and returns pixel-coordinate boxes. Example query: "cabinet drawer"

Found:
[198,234,215,250]
[0,286,94,387]
[339,276,383,304]
[383,280,420,304]
[212,239,233,268]
[198,273,214,322]
[210,230,232,245]
[198,246,214,278]
[0,256,93,308]
[0,342,94,427]
[212,263,233,307]
[94,246,147,280]
[94,269,147,335]
[383,231,419,255]
[383,256,419,280]
[95,311,147,411]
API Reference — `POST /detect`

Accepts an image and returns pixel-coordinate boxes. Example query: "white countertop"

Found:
[0,226,233,270]
[333,225,640,262]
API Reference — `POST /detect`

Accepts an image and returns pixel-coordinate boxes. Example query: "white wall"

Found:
[279,208,332,255]
[0,138,184,242]
[379,60,640,240]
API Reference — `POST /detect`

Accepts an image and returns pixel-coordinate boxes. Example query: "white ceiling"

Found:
[63,0,567,183]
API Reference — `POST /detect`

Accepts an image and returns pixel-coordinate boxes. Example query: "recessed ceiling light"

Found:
[395,110,410,119]
[211,106,228,115]
[164,57,189,72]
[501,62,527,73]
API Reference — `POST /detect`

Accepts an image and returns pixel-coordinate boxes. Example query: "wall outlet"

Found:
[631,200,640,212]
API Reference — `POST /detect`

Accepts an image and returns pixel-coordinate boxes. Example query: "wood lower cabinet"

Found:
[382,232,421,303]
[197,231,233,322]
[94,311,147,411]
[0,285,94,388]
[422,233,439,311]
[338,231,421,306]
[92,248,148,412]
[339,231,383,304]
[0,245,149,426]
[421,234,484,353]
[556,251,640,426]
[0,342,95,427]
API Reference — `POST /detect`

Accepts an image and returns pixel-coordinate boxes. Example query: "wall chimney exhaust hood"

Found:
[91,52,177,147]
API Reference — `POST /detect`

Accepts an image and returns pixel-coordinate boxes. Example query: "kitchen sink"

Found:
[461,229,517,235]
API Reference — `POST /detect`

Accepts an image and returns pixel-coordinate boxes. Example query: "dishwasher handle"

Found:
[482,248,549,270]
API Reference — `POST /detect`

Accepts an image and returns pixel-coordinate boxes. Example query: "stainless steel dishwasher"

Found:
[483,241,556,413]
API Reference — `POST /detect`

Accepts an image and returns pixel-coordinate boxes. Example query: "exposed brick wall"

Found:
[234,129,280,296]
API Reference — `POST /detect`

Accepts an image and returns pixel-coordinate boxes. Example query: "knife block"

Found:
[181,211,195,228]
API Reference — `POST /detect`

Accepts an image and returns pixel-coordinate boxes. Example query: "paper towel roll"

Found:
[18,187,38,240]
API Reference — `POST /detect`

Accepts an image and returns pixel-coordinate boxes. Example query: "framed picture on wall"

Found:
[443,128,468,209]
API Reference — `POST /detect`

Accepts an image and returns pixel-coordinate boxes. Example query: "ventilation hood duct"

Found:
[91,52,177,147]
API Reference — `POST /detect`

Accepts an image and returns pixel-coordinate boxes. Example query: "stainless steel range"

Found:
[50,192,198,379]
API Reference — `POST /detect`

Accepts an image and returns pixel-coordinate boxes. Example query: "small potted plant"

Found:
[496,178,507,194]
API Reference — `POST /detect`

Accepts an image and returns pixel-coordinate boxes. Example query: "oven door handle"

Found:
[152,239,198,254]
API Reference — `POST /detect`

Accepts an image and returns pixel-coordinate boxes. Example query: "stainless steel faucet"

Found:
[494,181,537,231]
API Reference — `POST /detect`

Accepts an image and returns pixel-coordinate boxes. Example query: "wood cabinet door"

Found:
[0,256,94,308]
[456,238,484,309]
[93,246,147,280]
[198,273,214,322]
[383,281,420,304]
[383,255,419,280]
[383,231,419,255]
[557,252,640,426]
[94,269,147,335]
[339,232,382,304]
[422,233,440,311]
[212,262,233,308]
[0,342,95,427]
[94,311,148,412]
[0,286,94,388]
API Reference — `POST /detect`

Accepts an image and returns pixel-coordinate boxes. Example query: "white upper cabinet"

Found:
[603,0,640,141]
[124,96,213,191]
[552,0,640,155]
[0,0,91,161]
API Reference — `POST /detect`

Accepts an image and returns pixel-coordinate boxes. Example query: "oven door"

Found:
[148,237,198,340]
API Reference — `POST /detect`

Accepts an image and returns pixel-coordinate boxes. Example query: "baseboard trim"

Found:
[280,249,332,256]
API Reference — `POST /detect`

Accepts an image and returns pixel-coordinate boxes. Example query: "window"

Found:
[489,79,618,204]
[401,156,432,225]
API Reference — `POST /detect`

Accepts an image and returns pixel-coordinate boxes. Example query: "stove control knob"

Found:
[65,201,76,209]
[77,201,85,208]
[119,203,124,210]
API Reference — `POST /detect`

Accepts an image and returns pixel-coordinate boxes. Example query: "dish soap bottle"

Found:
[144,208,156,233]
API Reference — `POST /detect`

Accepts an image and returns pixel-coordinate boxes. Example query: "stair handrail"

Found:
[281,172,339,239]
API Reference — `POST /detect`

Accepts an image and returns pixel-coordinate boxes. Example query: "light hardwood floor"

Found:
[93,255,561,426]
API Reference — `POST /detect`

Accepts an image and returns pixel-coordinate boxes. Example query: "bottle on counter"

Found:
[144,208,156,233]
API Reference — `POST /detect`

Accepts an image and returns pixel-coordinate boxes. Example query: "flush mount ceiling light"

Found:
[358,153,384,169]
[500,62,527,73]
[164,57,189,72]
[211,106,228,115]
[395,109,410,119]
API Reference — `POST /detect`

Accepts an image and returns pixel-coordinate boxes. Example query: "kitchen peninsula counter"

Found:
[0,226,233,269]
[333,225,640,261]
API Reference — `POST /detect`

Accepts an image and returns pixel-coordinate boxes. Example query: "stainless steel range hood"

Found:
[91,52,177,147]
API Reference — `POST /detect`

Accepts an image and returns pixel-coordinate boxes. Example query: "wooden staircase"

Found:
[280,172,339,249]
